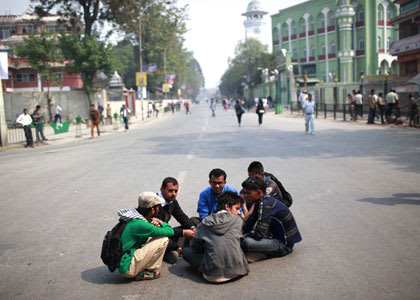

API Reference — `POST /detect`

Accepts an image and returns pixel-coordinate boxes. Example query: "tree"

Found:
[17,32,63,121]
[219,38,277,99]
[59,34,115,105]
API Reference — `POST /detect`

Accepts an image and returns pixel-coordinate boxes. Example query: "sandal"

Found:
[134,270,161,281]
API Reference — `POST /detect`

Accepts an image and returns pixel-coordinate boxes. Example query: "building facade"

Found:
[242,0,269,45]
[390,0,420,76]
[0,10,83,92]
[271,0,399,83]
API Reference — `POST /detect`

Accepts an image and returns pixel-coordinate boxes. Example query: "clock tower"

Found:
[242,0,268,44]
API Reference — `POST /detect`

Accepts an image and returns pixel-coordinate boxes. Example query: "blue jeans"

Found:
[241,237,292,258]
[305,114,314,133]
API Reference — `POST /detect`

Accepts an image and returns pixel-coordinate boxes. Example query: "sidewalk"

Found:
[280,109,419,129]
[0,112,170,152]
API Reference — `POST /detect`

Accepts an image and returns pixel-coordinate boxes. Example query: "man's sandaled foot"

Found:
[134,270,160,281]
[246,252,267,263]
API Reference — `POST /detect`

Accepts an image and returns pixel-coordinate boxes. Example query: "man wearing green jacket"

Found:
[118,192,174,280]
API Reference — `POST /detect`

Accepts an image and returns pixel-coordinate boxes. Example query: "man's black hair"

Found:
[241,176,265,192]
[216,191,243,212]
[161,177,178,188]
[137,206,152,217]
[90,104,95,107]
[36,105,41,109]
[248,161,264,174]
[23,108,28,112]
[209,168,227,180]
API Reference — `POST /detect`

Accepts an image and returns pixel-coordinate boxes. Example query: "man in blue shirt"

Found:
[197,168,237,220]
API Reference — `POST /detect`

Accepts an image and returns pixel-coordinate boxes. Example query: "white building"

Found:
[242,0,269,46]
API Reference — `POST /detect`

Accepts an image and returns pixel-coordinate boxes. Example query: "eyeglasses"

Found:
[210,181,225,186]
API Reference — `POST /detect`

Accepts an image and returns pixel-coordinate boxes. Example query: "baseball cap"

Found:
[138,192,165,208]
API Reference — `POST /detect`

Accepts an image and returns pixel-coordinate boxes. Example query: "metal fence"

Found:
[7,122,36,145]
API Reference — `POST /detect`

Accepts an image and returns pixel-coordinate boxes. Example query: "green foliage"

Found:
[219,39,277,99]
[16,31,63,84]
[59,34,115,97]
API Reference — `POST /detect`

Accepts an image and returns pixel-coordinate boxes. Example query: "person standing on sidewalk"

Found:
[32,105,48,143]
[355,91,363,120]
[106,104,112,125]
[302,93,315,135]
[377,92,386,124]
[89,104,100,138]
[121,104,130,130]
[16,108,34,148]
[53,103,62,123]
[256,98,264,126]
[367,89,378,124]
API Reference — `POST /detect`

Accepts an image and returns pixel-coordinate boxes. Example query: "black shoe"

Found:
[43,138,48,141]
[24,145,28,148]
[163,250,179,264]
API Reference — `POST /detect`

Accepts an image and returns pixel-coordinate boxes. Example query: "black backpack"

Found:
[264,172,293,207]
[100,221,129,272]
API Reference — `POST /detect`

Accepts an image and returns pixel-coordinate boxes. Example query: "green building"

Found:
[271,0,399,84]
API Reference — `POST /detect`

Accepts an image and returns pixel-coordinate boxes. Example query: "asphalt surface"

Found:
[0,104,419,300]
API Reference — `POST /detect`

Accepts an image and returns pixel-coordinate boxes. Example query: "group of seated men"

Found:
[116,161,302,282]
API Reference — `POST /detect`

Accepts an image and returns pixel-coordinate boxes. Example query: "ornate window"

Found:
[303,47,307,57]
[377,6,382,20]
[311,45,315,56]
[321,43,326,55]
[359,38,365,50]
[310,19,314,31]
[387,37,391,49]
[320,16,325,28]
[386,7,392,20]
[302,21,306,33]
[293,48,297,60]
[358,9,364,21]
[292,23,297,35]
[285,26,289,37]
[330,14,335,26]
[331,41,336,53]
[378,36,382,49]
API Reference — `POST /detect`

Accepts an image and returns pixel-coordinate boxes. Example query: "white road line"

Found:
[177,170,187,186]
[186,153,194,160]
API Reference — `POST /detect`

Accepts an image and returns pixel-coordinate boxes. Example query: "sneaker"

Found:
[163,250,179,264]
[311,132,316,135]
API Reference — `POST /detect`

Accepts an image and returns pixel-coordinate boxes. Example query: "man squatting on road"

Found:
[114,167,301,282]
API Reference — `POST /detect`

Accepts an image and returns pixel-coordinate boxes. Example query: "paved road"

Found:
[1,104,419,300]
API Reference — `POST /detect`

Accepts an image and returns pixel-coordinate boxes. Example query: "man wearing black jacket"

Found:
[155,177,196,264]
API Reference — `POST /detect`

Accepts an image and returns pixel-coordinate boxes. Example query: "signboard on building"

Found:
[136,72,147,86]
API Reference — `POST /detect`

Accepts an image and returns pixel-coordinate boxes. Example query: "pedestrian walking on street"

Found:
[53,103,62,123]
[32,105,48,143]
[302,93,315,135]
[210,99,216,117]
[377,92,386,124]
[155,102,160,118]
[121,104,130,130]
[234,99,245,127]
[89,104,100,138]
[106,104,113,125]
[367,89,378,124]
[298,91,307,116]
[98,103,104,125]
[256,98,264,126]
[16,108,34,148]
[385,90,398,123]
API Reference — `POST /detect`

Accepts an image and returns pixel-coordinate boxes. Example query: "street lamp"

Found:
[138,0,171,120]
[384,72,389,95]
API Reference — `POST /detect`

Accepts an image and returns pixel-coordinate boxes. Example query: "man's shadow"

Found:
[81,266,131,285]
[358,193,420,206]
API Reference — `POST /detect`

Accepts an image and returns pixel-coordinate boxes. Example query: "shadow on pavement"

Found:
[81,266,131,285]
[358,193,420,206]
[167,259,207,284]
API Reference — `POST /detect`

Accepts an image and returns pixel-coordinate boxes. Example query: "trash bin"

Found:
[276,104,283,114]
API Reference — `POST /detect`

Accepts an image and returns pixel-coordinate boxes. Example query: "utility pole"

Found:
[0,77,7,147]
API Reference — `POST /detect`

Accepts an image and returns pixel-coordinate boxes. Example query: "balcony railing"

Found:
[356,49,365,56]
[327,25,335,32]
[300,32,306,38]
[274,40,280,45]
[318,28,325,34]
[318,55,326,60]
[283,36,288,42]
[308,30,314,36]
[328,53,336,59]
[291,34,297,40]
[378,20,384,26]
[355,21,364,27]
[309,56,315,62]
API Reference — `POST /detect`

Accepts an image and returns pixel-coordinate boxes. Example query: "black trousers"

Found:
[23,125,33,146]
[367,107,376,124]
[123,117,129,130]
[236,113,243,125]
[257,113,263,125]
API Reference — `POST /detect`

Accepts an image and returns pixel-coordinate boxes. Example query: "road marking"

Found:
[177,170,187,186]
[186,153,194,160]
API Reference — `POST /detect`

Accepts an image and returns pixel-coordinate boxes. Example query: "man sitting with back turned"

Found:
[241,176,302,263]
[117,192,174,281]
[197,168,237,220]
[155,177,196,264]
[183,191,249,283]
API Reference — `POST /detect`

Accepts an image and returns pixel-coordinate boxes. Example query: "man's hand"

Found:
[183,229,196,239]
[150,218,163,227]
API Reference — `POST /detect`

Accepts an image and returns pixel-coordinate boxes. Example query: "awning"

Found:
[389,34,420,56]
[409,73,420,85]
